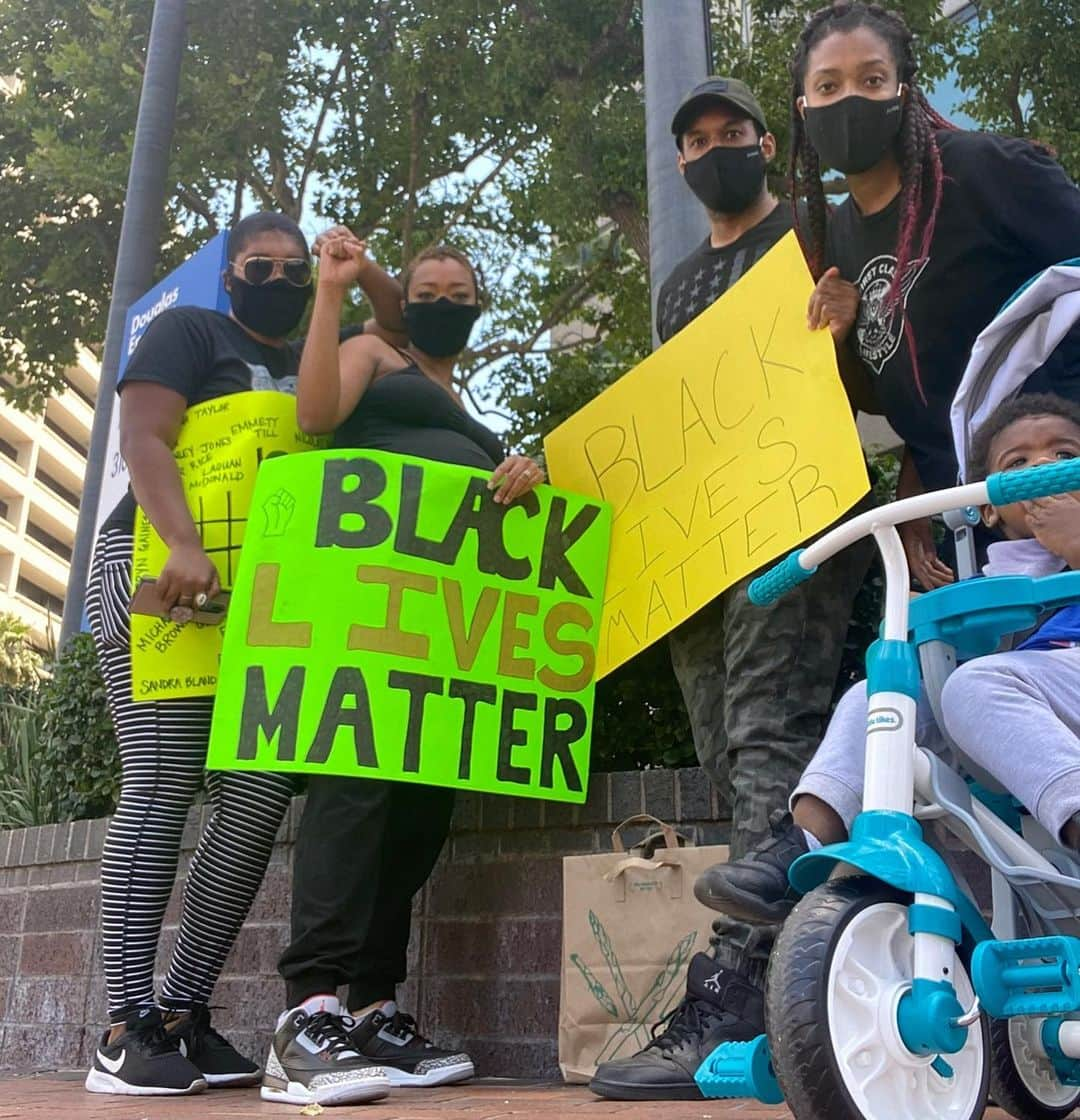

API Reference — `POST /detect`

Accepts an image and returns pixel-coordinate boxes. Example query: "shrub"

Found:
[0,696,53,828]
[37,633,119,821]
[0,634,119,827]
[591,640,694,772]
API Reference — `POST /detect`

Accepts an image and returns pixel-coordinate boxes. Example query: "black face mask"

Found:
[403,298,481,358]
[682,143,767,214]
[803,94,904,175]
[228,277,312,337]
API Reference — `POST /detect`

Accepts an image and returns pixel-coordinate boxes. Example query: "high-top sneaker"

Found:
[261,1002,390,1106]
[165,1003,260,1087]
[589,952,765,1100]
[347,1002,474,1087]
[85,1007,207,1096]
[694,809,810,923]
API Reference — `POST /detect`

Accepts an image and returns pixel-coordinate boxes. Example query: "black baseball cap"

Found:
[671,77,768,147]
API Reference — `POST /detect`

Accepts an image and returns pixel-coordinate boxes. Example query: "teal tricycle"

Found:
[696,261,1080,1120]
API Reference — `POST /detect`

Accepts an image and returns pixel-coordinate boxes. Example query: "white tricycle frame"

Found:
[699,455,1080,1120]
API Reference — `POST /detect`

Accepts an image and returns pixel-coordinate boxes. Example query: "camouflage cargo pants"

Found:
[669,529,873,972]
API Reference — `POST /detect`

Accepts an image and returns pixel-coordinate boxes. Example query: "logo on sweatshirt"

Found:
[854,254,929,374]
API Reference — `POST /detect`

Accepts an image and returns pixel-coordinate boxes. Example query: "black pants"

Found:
[279,774,455,1010]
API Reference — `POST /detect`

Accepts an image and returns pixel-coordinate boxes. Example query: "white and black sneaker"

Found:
[261,1000,390,1106]
[347,1001,474,1087]
[85,1006,207,1096]
[165,1003,260,1087]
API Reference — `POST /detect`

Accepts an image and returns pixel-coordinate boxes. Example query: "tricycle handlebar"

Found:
[748,458,1080,608]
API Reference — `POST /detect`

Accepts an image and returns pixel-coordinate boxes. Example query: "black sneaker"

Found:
[694,809,809,924]
[85,1007,207,1096]
[588,952,764,1101]
[347,1001,474,1087]
[260,1006,391,1106]
[165,1003,260,1087]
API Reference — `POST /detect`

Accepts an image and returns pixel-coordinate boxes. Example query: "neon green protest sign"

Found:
[206,450,611,803]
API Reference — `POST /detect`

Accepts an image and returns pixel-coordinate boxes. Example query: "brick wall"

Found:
[0,768,727,1077]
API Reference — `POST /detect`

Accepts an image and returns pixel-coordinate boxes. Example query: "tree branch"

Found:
[245,168,277,210]
[468,242,620,365]
[400,90,427,264]
[296,48,348,212]
[176,185,217,231]
[474,337,594,362]
[434,147,518,242]
[601,189,648,267]
[423,138,500,194]
[461,379,513,423]
[230,172,245,227]
[1003,69,1027,135]
[268,147,300,218]
[342,49,363,158]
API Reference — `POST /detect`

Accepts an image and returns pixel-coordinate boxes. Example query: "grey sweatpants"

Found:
[795,647,1080,843]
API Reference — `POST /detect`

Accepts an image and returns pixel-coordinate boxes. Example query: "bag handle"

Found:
[610,813,680,853]
[604,854,684,901]
[604,855,682,879]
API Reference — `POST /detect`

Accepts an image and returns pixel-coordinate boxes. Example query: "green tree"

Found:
[2,0,1070,412]
[0,0,648,411]
[955,0,1079,179]
[2,0,1075,772]
[493,0,964,450]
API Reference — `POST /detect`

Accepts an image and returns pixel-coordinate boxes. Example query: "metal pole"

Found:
[642,0,712,347]
[60,0,188,646]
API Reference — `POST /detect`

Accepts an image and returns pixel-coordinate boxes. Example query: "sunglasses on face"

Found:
[231,256,313,287]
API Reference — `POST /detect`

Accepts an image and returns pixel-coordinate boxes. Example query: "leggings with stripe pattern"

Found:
[87,526,295,1021]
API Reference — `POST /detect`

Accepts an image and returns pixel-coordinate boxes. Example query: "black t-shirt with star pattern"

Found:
[656,203,793,344]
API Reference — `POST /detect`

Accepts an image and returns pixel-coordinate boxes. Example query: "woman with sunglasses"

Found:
[256,232,543,1108]
[84,212,405,1098]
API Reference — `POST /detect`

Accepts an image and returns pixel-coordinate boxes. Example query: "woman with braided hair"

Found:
[789,1,1080,589]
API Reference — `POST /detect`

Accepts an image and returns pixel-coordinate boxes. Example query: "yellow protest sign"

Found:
[130,391,326,701]
[544,231,869,677]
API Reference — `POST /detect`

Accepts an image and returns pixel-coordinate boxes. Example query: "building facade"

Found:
[0,348,100,650]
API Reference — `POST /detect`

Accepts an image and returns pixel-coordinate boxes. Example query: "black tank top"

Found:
[332,364,504,470]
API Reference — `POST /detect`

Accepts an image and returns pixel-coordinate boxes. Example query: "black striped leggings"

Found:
[87,526,295,1021]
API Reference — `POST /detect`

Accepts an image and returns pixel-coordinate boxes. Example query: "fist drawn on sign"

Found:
[262,488,297,537]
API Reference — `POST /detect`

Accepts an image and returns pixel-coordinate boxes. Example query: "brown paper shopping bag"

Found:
[558,814,728,1083]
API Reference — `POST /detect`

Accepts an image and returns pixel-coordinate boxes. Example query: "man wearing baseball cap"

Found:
[658,77,778,342]
[589,78,870,1101]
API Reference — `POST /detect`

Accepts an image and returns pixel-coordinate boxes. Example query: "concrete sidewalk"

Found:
[0,1074,1021,1120]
